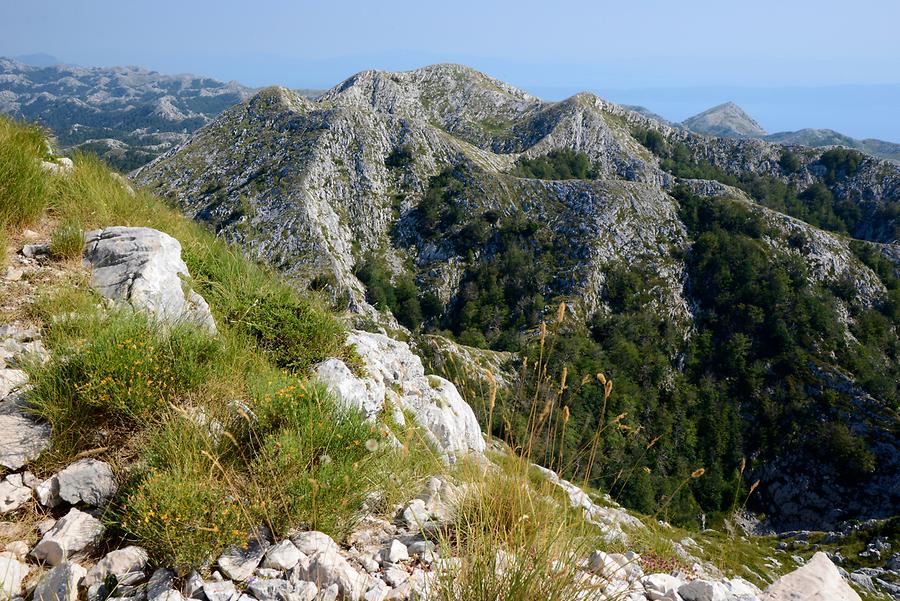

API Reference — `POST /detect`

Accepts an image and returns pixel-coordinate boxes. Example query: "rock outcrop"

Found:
[316,329,485,457]
[761,552,861,600]
[83,227,217,334]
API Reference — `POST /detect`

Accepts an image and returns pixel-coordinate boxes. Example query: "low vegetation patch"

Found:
[511,149,598,180]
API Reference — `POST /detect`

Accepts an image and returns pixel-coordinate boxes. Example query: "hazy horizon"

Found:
[3,0,899,141]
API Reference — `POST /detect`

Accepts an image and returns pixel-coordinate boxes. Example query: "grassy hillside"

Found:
[0,115,444,567]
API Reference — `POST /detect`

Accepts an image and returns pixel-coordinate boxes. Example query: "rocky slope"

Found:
[0,58,256,170]
[134,64,900,533]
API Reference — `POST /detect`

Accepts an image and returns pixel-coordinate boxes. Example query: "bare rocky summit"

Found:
[682,102,768,138]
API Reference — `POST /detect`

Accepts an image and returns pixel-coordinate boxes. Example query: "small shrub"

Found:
[28,312,220,461]
[50,219,84,260]
[114,414,248,569]
[244,377,397,537]
[512,149,597,180]
[385,144,415,169]
[818,148,863,184]
[779,149,802,174]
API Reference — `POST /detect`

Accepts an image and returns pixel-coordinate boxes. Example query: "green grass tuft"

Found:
[0,116,49,227]
[49,219,84,260]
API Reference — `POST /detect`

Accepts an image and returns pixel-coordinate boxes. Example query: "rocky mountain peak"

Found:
[682,100,768,137]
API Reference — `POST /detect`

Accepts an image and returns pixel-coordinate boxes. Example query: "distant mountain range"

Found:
[0,57,258,170]
[677,101,900,162]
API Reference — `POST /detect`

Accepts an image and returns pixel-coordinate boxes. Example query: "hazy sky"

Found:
[3,0,900,139]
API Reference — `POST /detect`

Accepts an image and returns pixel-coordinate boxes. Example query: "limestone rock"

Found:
[0,369,27,399]
[147,569,182,601]
[40,157,74,176]
[0,474,32,514]
[291,581,318,601]
[31,508,105,565]
[303,548,367,601]
[261,540,304,571]
[0,412,50,470]
[84,546,148,587]
[761,552,861,600]
[83,227,217,334]
[217,535,270,582]
[33,561,87,601]
[246,578,292,601]
[342,330,485,457]
[203,579,238,601]
[56,459,117,507]
[679,579,729,601]
[314,359,384,420]
[290,531,339,557]
[380,540,409,565]
[643,573,684,601]
[0,553,30,600]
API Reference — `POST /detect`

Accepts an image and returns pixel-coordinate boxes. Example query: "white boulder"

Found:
[83,227,217,334]
[217,535,270,582]
[679,579,729,601]
[40,157,74,176]
[84,546,148,587]
[762,552,860,600]
[303,548,367,601]
[56,459,117,507]
[31,508,105,565]
[290,531,339,557]
[316,330,485,457]
[0,473,32,513]
[0,411,51,471]
[0,553,30,599]
[33,561,87,601]
[643,573,685,601]
[260,540,304,571]
[315,358,384,419]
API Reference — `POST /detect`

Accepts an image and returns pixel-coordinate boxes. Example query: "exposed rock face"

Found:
[316,330,485,457]
[761,552,861,600]
[83,227,217,334]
